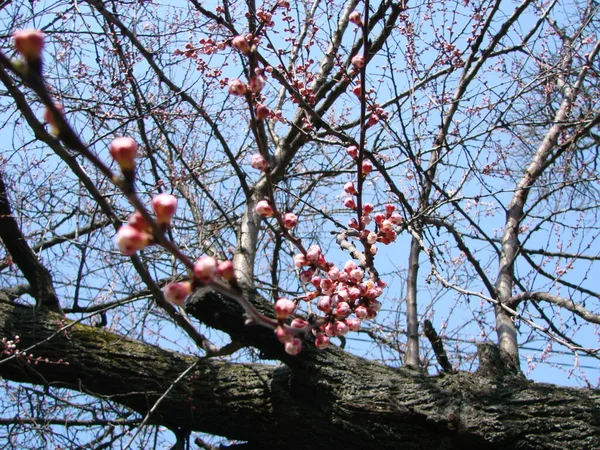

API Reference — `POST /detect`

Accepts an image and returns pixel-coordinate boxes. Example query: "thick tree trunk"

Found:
[0,295,598,449]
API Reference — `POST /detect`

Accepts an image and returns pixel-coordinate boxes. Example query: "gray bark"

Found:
[0,295,598,450]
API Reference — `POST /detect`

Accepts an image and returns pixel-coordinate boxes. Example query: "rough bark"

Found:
[0,295,598,450]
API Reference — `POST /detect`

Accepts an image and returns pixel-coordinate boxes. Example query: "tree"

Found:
[0,0,599,448]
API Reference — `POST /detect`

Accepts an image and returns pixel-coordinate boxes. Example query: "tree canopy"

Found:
[0,0,599,448]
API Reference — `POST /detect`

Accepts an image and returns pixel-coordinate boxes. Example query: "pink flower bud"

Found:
[325,322,337,337]
[251,154,269,171]
[291,318,307,328]
[351,54,366,68]
[344,260,358,272]
[346,318,362,331]
[163,281,192,306]
[367,232,378,244]
[355,305,368,319]
[349,11,362,26]
[306,245,322,262]
[43,103,64,136]
[109,137,138,171]
[319,278,334,294]
[348,218,359,229]
[344,197,356,209]
[283,212,298,229]
[275,325,294,343]
[374,213,385,224]
[231,35,250,54]
[13,29,45,62]
[294,253,307,267]
[350,268,364,283]
[228,78,247,96]
[285,337,302,355]
[300,269,314,283]
[193,256,218,284]
[314,334,330,349]
[152,193,177,225]
[370,244,378,255]
[336,321,349,336]
[116,225,150,255]
[217,260,235,281]
[255,200,274,217]
[390,212,403,225]
[275,298,296,319]
[343,181,356,194]
[367,114,380,126]
[255,103,270,120]
[128,211,151,232]
[347,145,358,158]
[385,204,396,215]
[381,219,393,231]
[334,301,351,318]
[362,159,373,175]
[328,266,340,280]
[348,286,362,300]
[362,203,374,214]
[361,215,372,226]
[351,85,362,97]
[248,75,265,93]
[317,296,332,314]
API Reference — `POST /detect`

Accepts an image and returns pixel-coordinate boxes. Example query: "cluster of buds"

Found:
[163,258,235,306]
[115,193,178,255]
[1,335,68,366]
[287,245,387,352]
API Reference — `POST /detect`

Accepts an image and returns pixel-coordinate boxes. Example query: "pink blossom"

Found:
[275,326,293,343]
[349,11,362,26]
[13,29,45,62]
[231,35,250,54]
[385,204,396,215]
[116,225,150,255]
[355,305,368,319]
[228,78,247,96]
[275,298,296,319]
[351,54,366,68]
[344,197,356,209]
[317,296,332,314]
[163,281,192,306]
[344,181,356,194]
[314,334,330,350]
[294,253,307,267]
[347,145,358,158]
[255,103,270,120]
[336,321,349,336]
[248,75,265,93]
[283,212,298,229]
[291,318,307,328]
[255,200,274,217]
[128,211,151,232]
[334,301,351,318]
[306,245,322,262]
[152,193,178,225]
[251,154,269,171]
[351,85,362,97]
[285,337,302,355]
[346,318,362,331]
[109,137,138,171]
[193,256,218,284]
[217,260,235,281]
[362,203,374,214]
[362,159,373,175]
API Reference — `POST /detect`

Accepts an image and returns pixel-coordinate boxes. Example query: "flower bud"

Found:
[228,78,247,96]
[248,75,265,93]
[385,204,396,216]
[355,305,368,319]
[349,11,362,26]
[334,301,351,318]
[347,145,358,158]
[343,197,356,209]
[362,203,374,214]
[43,103,64,136]
[294,253,307,267]
[251,154,269,171]
[346,318,362,331]
[128,211,152,233]
[193,256,218,284]
[285,337,302,355]
[152,193,178,225]
[231,35,250,54]
[275,298,296,319]
[343,181,356,194]
[314,334,330,349]
[163,281,192,306]
[336,320,349,336]
[291,318,307,329]
[116,225,150,255]
[109,137,138,171]
[255,200,274,217]
[13,29,45,63]
[306,245,322,262]
[255,103,270,120]
[317,296,332,314]
[275,325,294,343]
[351,54,366,68]
[218,260,235,281]
[283,212,298,229]
[351,85,362,98]
[362,159,373,175]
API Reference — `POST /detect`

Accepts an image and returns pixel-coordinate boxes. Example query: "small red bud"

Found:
[152,193,178,225]
[109,137,138,171]
[349,11,363,26]
[283,212,298,229]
